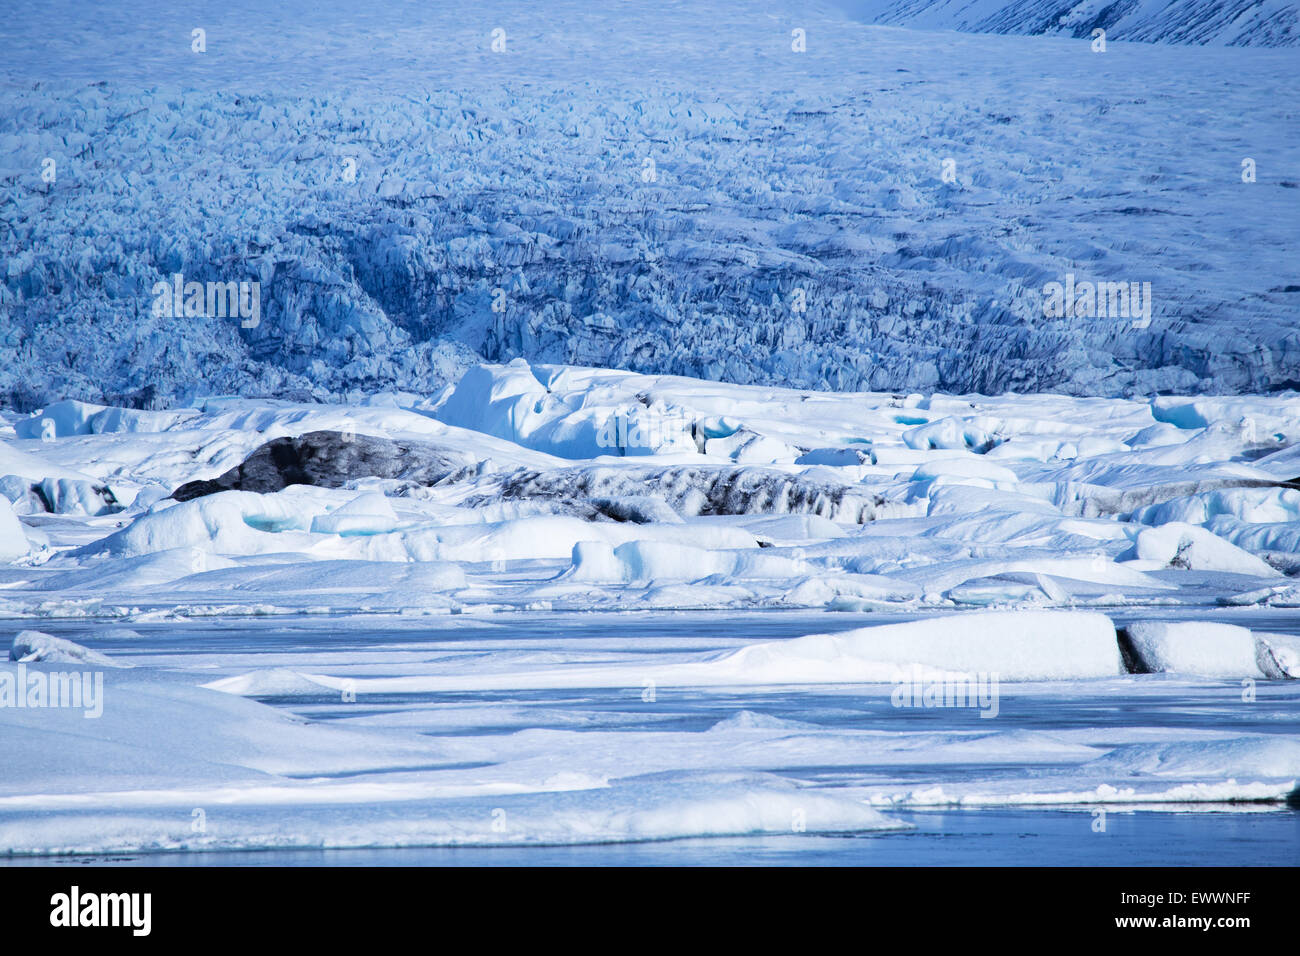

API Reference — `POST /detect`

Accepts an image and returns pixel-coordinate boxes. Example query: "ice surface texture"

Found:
[2,1,1298,406]
[2,363,1299,618]
[830,0,1300,46]
[2,0,1299,859]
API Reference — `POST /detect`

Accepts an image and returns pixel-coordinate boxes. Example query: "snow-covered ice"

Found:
[0,0,1297,860]
[0,608,1296,855]
[0,364,1298,855]
[2,363,1298,619]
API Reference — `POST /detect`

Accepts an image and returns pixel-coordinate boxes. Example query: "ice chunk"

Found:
[1119,621,1262,677]
[795,447,872,466]
[1152,397,1300,440]
[708,710,818,732]
[730,514,846,544]
[34,477,127,515]
[420,515,759,564]
[213,611,1127,694]
[9,630,122,667]
[564,539,808,584]
[310,492,401,535]
[1120,522,1280,576]
[1082,737,1300,780]
[77,491,317,558]
[12,400,193,439]
[704,429,800,464]
[0,769,903,853]
[903,417,996,452]
[1218,584,1300,607]
[1131,487,1300,526]
[718,610,1123,683]
[946,573,1066,607]
[1255,633,1300,679]
[912,457,1019,487]
[0,498,30,561]
[12,400,106,439]
[785,573,921,608]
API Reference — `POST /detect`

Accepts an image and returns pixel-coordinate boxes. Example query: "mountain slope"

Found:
[828,0,1300,46]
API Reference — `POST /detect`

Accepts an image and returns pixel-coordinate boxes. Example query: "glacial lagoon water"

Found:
[5,608,1299,866]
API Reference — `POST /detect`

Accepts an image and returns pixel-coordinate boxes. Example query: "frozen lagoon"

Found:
[12,811,1300,867]
[2,608,1296,863]
[2,372,1300,860]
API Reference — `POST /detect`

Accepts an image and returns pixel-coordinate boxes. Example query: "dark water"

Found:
[8,807,1297,866]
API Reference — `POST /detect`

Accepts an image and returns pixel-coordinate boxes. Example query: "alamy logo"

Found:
[151,272,260,328]
[50,886,151,936]
[891,665,1000,718]
[596,407,693,454]
[0,664,103,718]
[1041,273,1152,328]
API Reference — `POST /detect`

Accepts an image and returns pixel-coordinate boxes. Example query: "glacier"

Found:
[1,0,1298,862]
[2,0,1299,407]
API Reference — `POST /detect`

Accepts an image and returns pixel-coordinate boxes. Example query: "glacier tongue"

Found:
[2,1,1299,406]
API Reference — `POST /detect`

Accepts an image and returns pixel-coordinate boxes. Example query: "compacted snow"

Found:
[0,366,1298,855]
